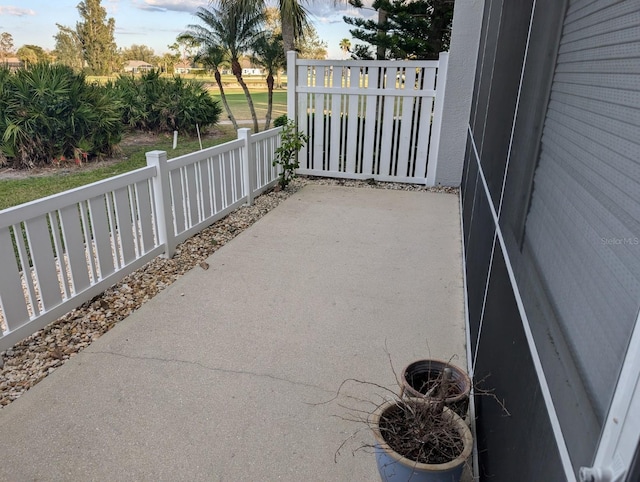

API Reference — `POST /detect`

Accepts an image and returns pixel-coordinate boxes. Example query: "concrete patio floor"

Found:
[0,185,468,481]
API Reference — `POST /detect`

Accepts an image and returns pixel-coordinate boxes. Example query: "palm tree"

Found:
[250,33,285,129]
[222,0,347,55]
[277,0,310,55]
[184,2,263,132]
[194,44,239,130]
[339,38,351,58]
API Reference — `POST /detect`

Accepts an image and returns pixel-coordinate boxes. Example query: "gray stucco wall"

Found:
[433,0,484,186]
[463,0,640,478]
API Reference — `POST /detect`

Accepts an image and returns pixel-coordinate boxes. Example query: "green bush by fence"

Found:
[110,70,221,135]
[0,63,123,168]
[0,65,223,169]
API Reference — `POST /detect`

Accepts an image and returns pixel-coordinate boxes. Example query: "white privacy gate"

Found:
[287,52,448,185]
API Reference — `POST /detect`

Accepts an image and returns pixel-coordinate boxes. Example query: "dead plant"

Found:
[377,397,465,464]
[323,349,508,469]
[324,369,467,466]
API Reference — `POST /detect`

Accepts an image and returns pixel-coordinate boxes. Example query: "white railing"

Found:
[287,52,448,185]
[0,127,281,351]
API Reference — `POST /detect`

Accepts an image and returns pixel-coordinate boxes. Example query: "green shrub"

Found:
[273,119,308,189]
[273,114,288,128]
[111,70,221,135]
[0,63,123,168]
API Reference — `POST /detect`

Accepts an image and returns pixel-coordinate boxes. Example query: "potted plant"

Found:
[400,359,471,418]
[371,397,472,482]
[335,360,473,482]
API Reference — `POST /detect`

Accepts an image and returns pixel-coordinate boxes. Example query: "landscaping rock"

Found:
[0,177,457,408]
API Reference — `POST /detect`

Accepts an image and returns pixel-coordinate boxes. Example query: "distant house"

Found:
[217,58,263,77]
[174,61,192,74]
[0,57,22,71]
[123,60,154,73]
[238,57,263,76]
[242,67,263,76]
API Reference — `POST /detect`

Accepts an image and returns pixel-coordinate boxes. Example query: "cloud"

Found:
[106,0,119,14]
[134,1,375,19]
[136,0,201,13]
[307,2,376,24]
[116,25,183,37]
[0,6,36,16]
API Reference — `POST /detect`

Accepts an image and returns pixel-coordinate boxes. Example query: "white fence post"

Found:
[146,150,175,258]
[287,51,297,123]
[426,52,449,187]
[238,128,254,206]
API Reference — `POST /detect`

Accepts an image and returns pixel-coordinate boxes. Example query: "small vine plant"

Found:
[273,119,309,189]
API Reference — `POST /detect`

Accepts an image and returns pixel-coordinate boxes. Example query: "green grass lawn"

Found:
[210,89,288,123]
[0,125,238,211]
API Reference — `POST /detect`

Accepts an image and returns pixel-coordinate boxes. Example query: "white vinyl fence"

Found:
[0,127,281,351]
[287,52,448,185]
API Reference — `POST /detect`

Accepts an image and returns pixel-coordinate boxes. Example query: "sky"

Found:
[0,0,376,59]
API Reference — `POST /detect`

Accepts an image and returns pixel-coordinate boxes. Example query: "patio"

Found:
[0,183,467,480]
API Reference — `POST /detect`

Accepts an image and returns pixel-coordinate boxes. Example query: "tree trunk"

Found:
[264,73,274,130]
[376,8,388,60]
[282,18,296,56]
[232,59,259,132]
[214,69,239,130]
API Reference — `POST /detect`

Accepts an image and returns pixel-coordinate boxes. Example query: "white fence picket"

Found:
[49,212,70,298]
[88,195,115,279]
[104,193,121,270]
[113,187,136,266]
[198,159,212,219]
[415,66,437,179]
[223,151,233,208]
[397,67,417,177]
[13,224,37,316]
[170,168,186,235]
[231,150,241,203]
[254,136,264,189]
[26,215,62,311]
[313,66,326,171]
[379,66,398,177]
[59,204,91,293]
[329,66,343,172]
[345,67,360,174]
[362,66,380,176]
[211,155,224,213]
[297,64,310,169]
[0,227,30,328]
[134,180,155,254]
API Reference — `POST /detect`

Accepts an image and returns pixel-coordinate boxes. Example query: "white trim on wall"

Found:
[581,306,640,482]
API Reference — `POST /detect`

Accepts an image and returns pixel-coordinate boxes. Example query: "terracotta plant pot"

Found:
[371,399,473,482]
[400,359,471,418]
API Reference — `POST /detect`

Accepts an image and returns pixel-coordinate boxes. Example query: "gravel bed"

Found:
[0,177,458,408]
